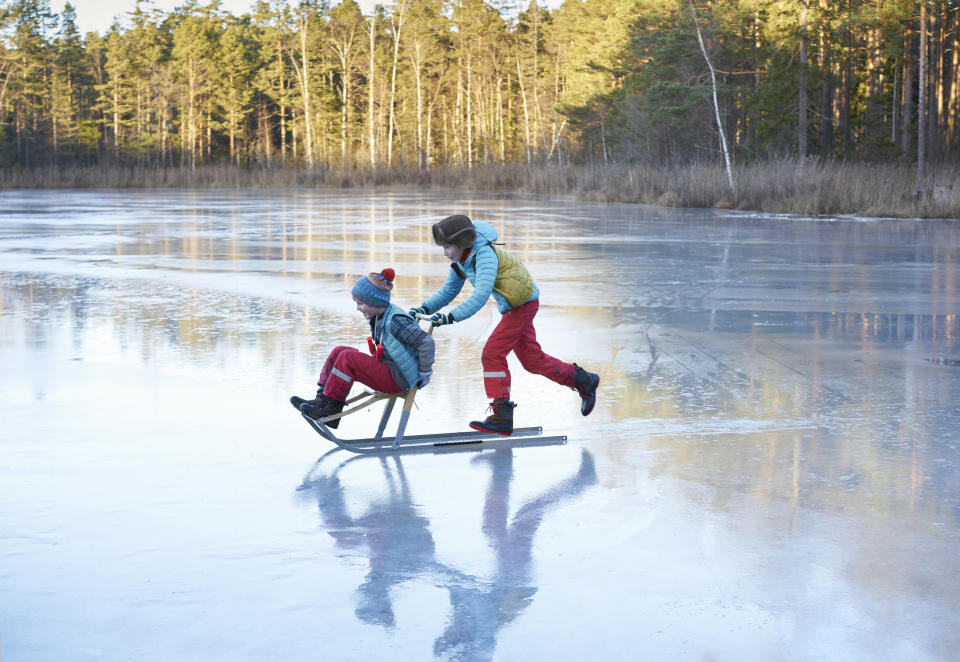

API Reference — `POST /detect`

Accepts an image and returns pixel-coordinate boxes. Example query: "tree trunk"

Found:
[455,62,464,165]
[918,1,927,191]
[901,31,914,158]
[261,101,270,164]
[188,59,196,169]
[865,24,881,131]
[945,7,960,152]
[277,46,285,165]
[112,82,120,160]
[339,53,349,169]
[298,17,314,170]
[280,102,286,165]
[819,0,834,155]
[798,0,809,158]
[425,99,433,169]
[466,52,472,167]
[229,75,236,163]
[51,97,58,157]
[949,5,960,148]
[497,75,505,162]
[515,53,532,165]
[367,22,376,168]
[387,1,407,167]
[412,42,424,168]
[933,1,945,158]
[690,1,735,193]
[206,105,212,163]
[892,63,899,145]
[840,63,852,155]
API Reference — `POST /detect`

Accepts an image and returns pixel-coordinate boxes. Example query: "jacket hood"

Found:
[472,221,499,247]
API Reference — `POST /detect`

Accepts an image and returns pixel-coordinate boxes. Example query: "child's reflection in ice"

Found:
[434,449,597,660]
[299,454,435,627]
[297,448,597,659]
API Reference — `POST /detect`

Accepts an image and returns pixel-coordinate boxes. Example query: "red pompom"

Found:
[381,268,395,282]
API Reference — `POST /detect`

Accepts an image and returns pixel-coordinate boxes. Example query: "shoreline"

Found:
[1,160,958,220]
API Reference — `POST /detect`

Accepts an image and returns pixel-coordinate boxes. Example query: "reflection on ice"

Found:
[1,189,959,660]
[296,448,596,659]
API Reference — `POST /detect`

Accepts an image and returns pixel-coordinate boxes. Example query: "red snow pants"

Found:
[482,299,576,399]
[317,346,402,401]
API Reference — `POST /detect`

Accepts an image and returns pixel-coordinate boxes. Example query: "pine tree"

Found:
[5,0,58,165]
[171,1,218,168]
[216,16,257,164]
[253,0,295,165]
[403,0,449,168]
[327,0,364,168]
[50,2,83,160]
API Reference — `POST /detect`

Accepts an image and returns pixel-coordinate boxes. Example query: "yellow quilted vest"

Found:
[492,246,534,307]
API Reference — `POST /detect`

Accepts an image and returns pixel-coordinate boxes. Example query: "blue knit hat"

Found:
[352,268,395,307]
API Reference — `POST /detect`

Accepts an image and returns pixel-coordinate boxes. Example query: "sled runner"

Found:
[299,315,566,455]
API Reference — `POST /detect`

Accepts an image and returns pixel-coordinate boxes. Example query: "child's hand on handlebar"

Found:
[429,312,454,327]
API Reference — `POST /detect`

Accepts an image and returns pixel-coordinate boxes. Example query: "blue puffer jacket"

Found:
[376,303,421,390]
[422,221,540,321]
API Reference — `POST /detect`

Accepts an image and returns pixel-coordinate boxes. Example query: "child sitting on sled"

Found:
[408,215,599,436]
[291,268,435,428]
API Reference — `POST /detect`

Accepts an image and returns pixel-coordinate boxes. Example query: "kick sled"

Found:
[300,387,567,455]
[299,315,567,455]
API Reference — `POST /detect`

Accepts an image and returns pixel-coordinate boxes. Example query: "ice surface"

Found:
[1,189,958,661]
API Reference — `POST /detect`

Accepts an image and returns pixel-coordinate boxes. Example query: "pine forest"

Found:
[2,0,960,215]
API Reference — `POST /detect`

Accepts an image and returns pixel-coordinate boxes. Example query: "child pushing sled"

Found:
[410,214,600,436]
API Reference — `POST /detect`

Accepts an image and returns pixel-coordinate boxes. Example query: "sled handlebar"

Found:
[415,312,436,336]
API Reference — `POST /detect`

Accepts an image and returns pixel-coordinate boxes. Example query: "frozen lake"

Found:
[1,189,958,661]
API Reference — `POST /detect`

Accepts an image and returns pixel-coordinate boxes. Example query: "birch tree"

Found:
[689,0,734,192]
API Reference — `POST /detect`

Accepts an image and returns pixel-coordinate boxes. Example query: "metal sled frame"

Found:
[301,386,567,455]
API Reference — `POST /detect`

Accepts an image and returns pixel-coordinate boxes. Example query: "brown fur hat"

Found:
[432,214,476,249]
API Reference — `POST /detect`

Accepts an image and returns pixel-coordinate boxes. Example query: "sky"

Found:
[63,0,555,36]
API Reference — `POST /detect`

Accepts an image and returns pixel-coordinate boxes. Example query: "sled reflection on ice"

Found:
[296,448,597,658]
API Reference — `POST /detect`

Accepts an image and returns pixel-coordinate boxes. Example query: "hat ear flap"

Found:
[455,227,476,249]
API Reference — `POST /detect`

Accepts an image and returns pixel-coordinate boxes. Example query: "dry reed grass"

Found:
[2,159,958,218]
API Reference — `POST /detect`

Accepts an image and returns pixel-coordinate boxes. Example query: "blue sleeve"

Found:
[422,266,465,314]
[451,245,498,321]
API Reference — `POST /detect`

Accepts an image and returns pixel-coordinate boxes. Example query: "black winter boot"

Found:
[573,364,599,416]
[300,395,346,429]
[290,387,324,412]
[469,399,516,436]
